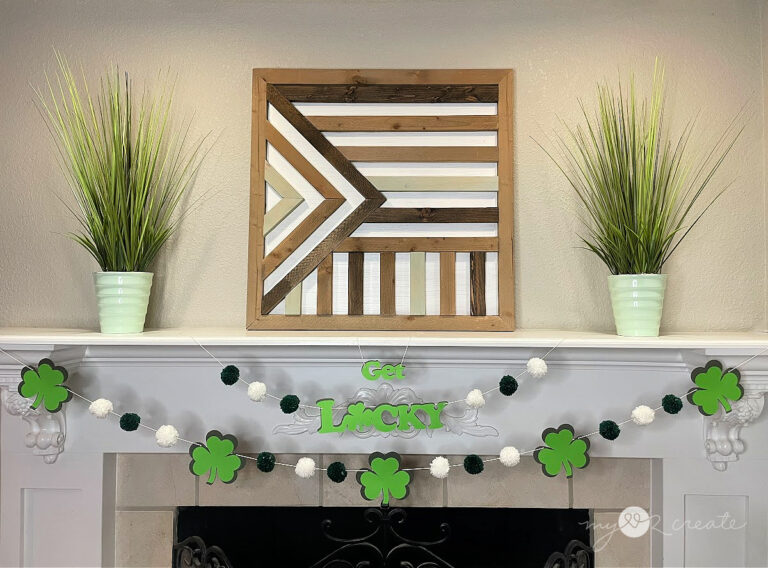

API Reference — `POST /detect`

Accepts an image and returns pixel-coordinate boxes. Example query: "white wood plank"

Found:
[395,253,411,315]
[301,268,318,315]
[425,252,441,315]
[332,253,348,315]
[485,251,499,316]
[381,192,497,207]
[266,184,279,209]
[294,102,498,116]
[351,223,498,237]
[369,176,498,192]
[363,253,380,315]
[323,131,497,146]
[354,162,497,176]
[455,252,470,316]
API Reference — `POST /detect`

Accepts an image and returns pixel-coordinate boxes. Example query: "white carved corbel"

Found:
[1,387,66,464]
[704,390,766,471]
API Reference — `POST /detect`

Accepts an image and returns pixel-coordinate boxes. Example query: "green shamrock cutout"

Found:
[533,424,590,478]
[687,360,743,416]
[356,452,411,506]
[188,430,244,485]
[17,358,72,413]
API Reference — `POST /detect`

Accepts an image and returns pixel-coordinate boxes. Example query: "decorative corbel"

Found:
[704,389,766,471]
[1,387,66,464]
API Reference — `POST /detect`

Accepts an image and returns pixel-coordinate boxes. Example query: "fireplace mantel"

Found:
[1,327,767,471]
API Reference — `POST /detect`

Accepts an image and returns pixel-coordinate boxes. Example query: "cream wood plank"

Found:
[410,252,427,316]
[263,196,303,235]
[367,176,498,192]
[284,282,302,315]
[264,162,303,200]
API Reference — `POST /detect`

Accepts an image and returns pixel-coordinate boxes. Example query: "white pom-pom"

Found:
[631,405,655,425]
[527,357,548,378]
[499,446,521,467]
[155,425,179,447]
[89,398,113,419]
[430,456,451,479]
[295,457,316,478]
[465,388,485,409]
[247,381,267,402]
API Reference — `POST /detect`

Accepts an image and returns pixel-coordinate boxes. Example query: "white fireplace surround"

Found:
[1,328,768,567]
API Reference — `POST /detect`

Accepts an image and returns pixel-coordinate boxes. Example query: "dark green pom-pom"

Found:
[220,365,240,386]
[499,375,518,396]
[662,394,683,414]
[280,394,300,414]
[119,413,140,432]
[256,451,276,472]
[599,420,620,440]
[327,461,347,483]
[463,454,484,475]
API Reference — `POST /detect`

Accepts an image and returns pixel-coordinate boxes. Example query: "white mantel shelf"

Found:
[0,326,767,349]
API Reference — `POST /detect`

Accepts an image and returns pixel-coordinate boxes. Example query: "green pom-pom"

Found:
[463,454,484,475]
[280,394,300,414]
[220,365,240,386]
[256,451,275,472]
[599,420,620,440]
[499,375,518,396]
[119,412,140,432]
[326,461,347,483]
[662,394,683,414]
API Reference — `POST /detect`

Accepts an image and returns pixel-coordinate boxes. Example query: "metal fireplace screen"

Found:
[174,506,593,568]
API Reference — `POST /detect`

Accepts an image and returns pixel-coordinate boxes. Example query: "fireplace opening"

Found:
[174,506,593,567]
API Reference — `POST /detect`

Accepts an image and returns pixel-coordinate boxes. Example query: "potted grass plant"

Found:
[35,54,206,333]
[543,63,742,336]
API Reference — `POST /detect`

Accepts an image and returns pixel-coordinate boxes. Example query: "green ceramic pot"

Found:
[608,274,667,337]
[93,272,153,334]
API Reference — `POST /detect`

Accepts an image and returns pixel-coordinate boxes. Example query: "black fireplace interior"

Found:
[175,506,592,567]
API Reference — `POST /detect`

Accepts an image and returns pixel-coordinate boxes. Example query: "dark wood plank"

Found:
[276,84,498,103]
[348,252,364,315]
[380,252,396,316]
[440,252,456,316]
[336,237,498,253]
[470,251,486,316]
[317,255,333,315]
[308,115,498,132]
[266,85,385,201]
[366,208,498,223]
[338,146,498,162]
[254,69,510,85]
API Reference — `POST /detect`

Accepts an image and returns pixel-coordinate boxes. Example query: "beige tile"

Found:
[447,456,569,508]
[322,454,443,507]
[593,510,651,567]
[572,458,650,509]
[115,511,173,568]
[198,454,320,506]
[117,453,195,508]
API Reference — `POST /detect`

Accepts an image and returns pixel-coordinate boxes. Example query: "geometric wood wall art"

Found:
[247,69,514,330]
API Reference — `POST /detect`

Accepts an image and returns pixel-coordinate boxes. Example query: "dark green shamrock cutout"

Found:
[17,358,72,413]
[356,452,411,506]
[533,423,590,478]
[188,430,244,485]
[687,360,743,416]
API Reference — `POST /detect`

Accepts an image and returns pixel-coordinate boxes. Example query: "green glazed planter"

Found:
[93,272,153,334]
[608,274,667,337]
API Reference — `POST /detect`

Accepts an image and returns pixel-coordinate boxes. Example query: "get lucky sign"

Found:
[318,361,448,434]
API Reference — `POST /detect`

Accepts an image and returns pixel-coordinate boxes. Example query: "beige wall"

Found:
[0,0,765,332]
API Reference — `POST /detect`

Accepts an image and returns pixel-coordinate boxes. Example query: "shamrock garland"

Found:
[17,358,72,413]
[687,360,744,416]
[533,424,590,478]
[357,452,411,506]
[189,430,244,484]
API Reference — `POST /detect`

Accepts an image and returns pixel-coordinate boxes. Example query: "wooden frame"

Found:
[247,69,514,331]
